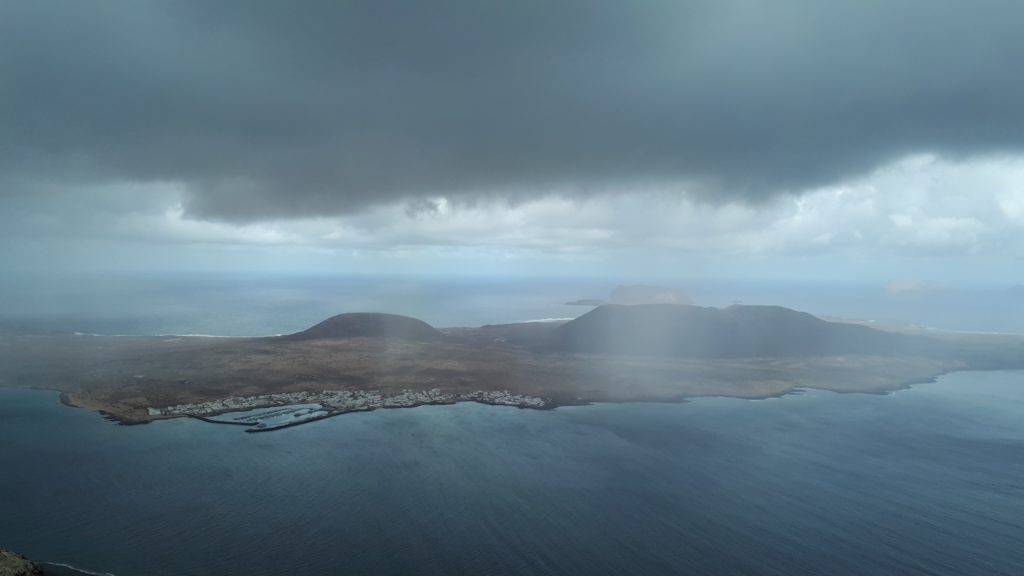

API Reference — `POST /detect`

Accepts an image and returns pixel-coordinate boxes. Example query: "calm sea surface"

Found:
[2,275,1024,574]
[3,274,1023,336]
[2,371,1023,575]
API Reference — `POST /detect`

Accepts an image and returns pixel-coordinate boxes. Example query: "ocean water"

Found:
[2,273,1023,336]
[2,275,1024,574]
[0,275,604,336]
[2,371,1024,576]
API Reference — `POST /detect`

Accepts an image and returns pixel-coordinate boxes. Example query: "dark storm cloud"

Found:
[3,0,1024,220]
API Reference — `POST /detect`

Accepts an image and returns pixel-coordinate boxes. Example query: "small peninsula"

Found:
[0,549,40,576]
[2,305,1023,430]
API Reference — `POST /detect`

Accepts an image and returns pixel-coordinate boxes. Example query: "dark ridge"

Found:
[278,313,442,342]
[552,304,932,358]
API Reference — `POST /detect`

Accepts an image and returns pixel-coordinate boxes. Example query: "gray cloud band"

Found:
[3,0,1023,221]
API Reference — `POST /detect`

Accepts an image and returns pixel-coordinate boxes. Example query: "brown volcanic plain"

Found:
[1,305,1022,424]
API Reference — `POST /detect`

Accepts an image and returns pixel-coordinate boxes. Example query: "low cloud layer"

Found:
[4,1,1024,220]
[4,155,1023,283]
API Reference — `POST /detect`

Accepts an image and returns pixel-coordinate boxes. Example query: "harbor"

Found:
[150,389,550,432]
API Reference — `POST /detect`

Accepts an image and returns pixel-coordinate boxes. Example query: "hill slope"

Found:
[280,313,442,342]
[553,304,924,358]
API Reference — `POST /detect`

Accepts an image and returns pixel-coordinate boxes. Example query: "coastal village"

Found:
[148,388,550,432]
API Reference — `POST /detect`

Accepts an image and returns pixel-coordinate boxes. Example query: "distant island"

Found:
[2,304,1023,431]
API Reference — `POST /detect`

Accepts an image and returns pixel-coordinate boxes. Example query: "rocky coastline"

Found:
[0,549,40,576]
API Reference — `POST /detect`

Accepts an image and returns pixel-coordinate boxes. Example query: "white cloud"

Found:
[4,153,1024,280]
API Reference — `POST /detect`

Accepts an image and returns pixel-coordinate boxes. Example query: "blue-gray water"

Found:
[2,274,1024,336]
[2,372,1024,575]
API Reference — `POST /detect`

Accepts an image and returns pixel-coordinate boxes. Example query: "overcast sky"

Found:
[3,0,1024,285]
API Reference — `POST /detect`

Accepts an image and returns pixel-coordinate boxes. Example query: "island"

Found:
[1,304,1022,431]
